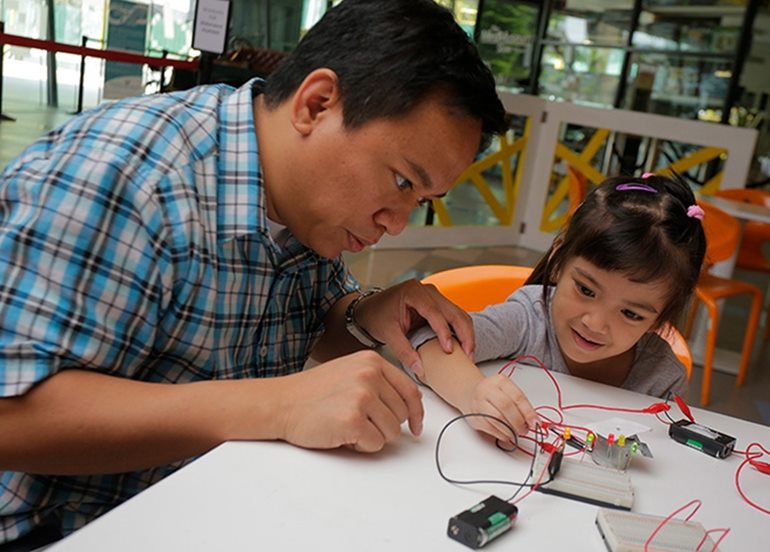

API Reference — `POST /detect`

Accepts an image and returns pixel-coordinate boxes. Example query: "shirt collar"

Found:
[217,78,265,239]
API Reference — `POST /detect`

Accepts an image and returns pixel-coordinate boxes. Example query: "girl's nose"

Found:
[581,308,608,335]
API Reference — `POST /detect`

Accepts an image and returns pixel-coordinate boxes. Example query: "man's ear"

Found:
[291,68,342,136]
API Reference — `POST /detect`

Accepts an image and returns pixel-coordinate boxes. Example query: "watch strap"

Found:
[345,288,384,348]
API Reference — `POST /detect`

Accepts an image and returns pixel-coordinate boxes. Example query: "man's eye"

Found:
[395,174,413,191]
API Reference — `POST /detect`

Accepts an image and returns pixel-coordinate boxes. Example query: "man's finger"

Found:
[388,331,425,378]
[380,362,424,436]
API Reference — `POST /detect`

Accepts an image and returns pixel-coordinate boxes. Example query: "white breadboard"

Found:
[533,448,634,510]
[596,508,720,551]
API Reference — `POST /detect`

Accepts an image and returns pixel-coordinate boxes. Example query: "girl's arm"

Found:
[417,338,538,442]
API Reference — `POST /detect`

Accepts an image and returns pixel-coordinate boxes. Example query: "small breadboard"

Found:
[533,448,634,510]
[596,508,720,551]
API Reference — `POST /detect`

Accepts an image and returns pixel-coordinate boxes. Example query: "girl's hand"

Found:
[461,374,537,444]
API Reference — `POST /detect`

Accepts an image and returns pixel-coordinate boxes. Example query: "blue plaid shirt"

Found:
[0,80,357,542]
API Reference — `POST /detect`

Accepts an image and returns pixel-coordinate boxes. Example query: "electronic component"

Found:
[447,495,517,549]
[591,433,652,470]
[595,508,720,551]
[534,447,634,510]
[668,419,735,459]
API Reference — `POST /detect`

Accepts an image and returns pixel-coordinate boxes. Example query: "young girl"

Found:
[412,174,707,441]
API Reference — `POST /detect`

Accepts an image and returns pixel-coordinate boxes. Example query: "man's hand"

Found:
[354,279,474,376]
[277,350,423,452]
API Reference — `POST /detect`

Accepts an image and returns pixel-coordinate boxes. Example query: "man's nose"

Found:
[374,207,410,236]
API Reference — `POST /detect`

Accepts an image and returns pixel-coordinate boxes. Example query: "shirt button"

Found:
[260,346,268,357]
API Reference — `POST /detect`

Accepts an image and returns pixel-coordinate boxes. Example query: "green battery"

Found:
[447,495,518,549]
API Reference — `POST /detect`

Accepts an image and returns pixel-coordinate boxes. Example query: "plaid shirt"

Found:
[0,80,357,542]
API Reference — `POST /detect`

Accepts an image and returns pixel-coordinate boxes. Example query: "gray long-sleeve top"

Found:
[411,285,688,399]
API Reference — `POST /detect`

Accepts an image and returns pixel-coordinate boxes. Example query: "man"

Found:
[0,0,508,546]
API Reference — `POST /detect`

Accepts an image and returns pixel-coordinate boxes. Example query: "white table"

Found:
[48,362,770,551]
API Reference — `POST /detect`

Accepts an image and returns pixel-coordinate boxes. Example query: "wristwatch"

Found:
[345,288,384,348]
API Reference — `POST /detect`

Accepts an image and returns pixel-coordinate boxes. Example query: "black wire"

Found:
[434,413,545,503]
[504,422,545,503]
[662,392,678,423]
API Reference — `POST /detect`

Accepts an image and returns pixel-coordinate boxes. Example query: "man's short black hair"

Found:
[263,0,508,151]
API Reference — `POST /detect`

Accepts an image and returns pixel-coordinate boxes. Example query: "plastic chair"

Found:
[421,264,533,313]
[421,264,692,379]
[714,188,770,274]
[684,201,763,406]
[714,188,770,340]
[566,164,588,219]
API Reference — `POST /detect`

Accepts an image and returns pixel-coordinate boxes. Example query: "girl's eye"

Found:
[395,174,413,192]
[575,281,594,298]
[622,309,644,322]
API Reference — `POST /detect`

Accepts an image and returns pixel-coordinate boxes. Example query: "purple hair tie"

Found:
[616,183,658,193]
[687,205,705,220]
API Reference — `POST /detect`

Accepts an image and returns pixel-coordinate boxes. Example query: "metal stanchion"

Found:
[159,49,169,93]
[72,35,87,114]
[0,21,17,122]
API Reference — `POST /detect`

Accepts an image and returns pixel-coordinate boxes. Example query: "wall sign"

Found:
[192,0,230,54]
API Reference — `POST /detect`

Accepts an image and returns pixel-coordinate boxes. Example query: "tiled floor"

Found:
[2,81,768,428]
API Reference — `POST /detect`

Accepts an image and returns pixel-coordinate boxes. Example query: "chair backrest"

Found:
[715,188,770,209]
[421,264,534,312]
[657,325,693,381]
[422,264,693,380]
[566,164,588,218]
[698,200,741,265]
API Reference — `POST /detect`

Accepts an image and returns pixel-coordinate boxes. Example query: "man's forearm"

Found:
[310,292,366,362]
[0,369,287,475]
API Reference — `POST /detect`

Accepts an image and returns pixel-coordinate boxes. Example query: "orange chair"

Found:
[422,264,692,379]
[714,188,770,274]
[684,201,763,406]
[421,264,533,313]
[714,188,770,340]
[566,165,588,218]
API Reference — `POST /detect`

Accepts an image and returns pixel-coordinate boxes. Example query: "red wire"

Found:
[503,354,671,424]
[502,354,770,518]
[644,499,702,552]
[735,442,770,515]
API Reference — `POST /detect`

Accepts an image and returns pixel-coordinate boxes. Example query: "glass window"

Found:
[621,52,733,119]
[540,45,625,107]
[436,0,480,36]
[547,0,635,47]
[636,1,743,54]
[475,0,539,93]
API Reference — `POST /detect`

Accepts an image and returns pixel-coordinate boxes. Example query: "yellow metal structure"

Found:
[431,120,531,226]
[430,118,729,233]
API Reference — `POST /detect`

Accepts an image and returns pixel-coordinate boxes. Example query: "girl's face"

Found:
[551,256,670,368]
